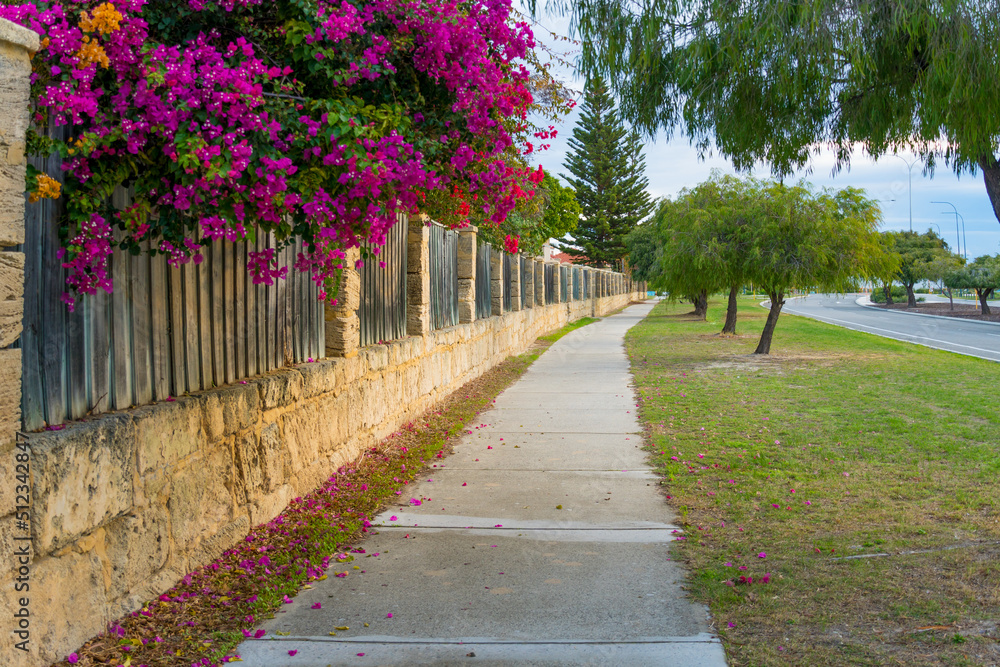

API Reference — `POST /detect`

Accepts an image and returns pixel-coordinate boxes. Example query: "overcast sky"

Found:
[522,6,1000,260]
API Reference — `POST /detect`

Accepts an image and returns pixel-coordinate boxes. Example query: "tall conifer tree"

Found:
[562,77,652,269]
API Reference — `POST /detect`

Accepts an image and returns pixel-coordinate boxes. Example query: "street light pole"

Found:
[957,212,967,260]
[931,200,962,258]
[892,154,919,232]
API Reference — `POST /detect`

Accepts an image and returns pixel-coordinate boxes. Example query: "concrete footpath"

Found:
[236,303,727,666]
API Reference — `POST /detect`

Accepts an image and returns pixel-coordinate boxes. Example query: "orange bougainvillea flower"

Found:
[79,2,122,35]
[29,173,61,203]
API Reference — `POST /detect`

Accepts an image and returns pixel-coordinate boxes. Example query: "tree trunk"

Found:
[979,154,1000,225]
[905,283,917,308]
[721,284,738,334]
[978,288,992,316]
[692,289,708,319]
[754,291,784,354]
[946,286,954,310]
[882,283,893,306]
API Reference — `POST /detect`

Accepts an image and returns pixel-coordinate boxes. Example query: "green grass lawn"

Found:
[626,297,1000,667]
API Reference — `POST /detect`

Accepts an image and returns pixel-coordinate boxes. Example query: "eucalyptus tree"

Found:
[744,184,888,354]
[886,230,952,307]
[552,0,1000,226]
[924,251,966,309]
[650,191,728,320]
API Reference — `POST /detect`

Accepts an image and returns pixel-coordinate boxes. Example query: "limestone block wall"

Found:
[8,274,642,666]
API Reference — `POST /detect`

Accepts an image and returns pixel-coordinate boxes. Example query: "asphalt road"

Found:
[780,294,1000,363]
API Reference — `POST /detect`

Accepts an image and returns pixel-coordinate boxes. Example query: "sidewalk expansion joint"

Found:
[247,636,723,645]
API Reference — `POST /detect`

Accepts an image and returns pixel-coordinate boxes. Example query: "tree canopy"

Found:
[554,0,1000,226]
[625,222,662,284]
[562,76,653,269]
[500,174,581,255]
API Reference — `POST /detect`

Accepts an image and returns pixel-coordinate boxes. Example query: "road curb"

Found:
[854,295,1000,328]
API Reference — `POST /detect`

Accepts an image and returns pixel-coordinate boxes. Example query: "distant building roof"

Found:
[550,250,584,265]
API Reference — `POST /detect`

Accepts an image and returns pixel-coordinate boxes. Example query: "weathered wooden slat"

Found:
[38,152,68,423]
[292,243,302,362]
[168,262,186,396]
[211,239,224,385]
[291,242,300,361]
[234,240,246,380]
[198,239,213,388]
[20,151,46,431]
[110,224,133,410]
[277,243,289,366]
[131,240,153,407]
[288,244,296,363]
[275,238,283,371]
[246,240,258,377]
[89,283,110,416]
[150,249,170,400]
[66,287,87,419]
[223,240,235,384]
[183,261,200,391]
[266,234,277,371]
[308,263,319,360]
[301,243,310,360]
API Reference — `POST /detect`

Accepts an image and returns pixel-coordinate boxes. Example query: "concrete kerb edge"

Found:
[853,294,1000,328]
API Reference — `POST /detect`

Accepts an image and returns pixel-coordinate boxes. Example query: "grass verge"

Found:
[626,298,1000,666]
[56,317,597,667]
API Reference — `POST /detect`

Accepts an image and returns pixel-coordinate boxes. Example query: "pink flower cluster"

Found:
[3,0,538,306]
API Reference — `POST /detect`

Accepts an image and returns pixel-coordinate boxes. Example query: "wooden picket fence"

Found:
[22,137,324,430]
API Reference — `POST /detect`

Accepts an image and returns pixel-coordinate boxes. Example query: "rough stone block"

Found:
[363,345,389,373]
[406,303,430,338]
[282,396,347,473]
[458,300,475,325]
[0,348,19,448]
[407,217,430,273]
[0,443,27,520]
[325,312,359,358]
[105,503,170,601]
[258,370,304,410]
[0,162,26,246]
[250,484,294,526]
[27,549,106,667]
[30,414,134,555]
[234,424,284,504]
[299,359,340,399]
[0,251,24,300]
[406,270,429,305]
[167,444,233,551]
[201,383,259,440]
[0,22,37,137]
[134,398,203,475]
[457,277,475,303]
[193,514,249,568]
[457,227,477,279]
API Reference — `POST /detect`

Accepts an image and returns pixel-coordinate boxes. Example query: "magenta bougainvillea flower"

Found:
[2,0,561,308]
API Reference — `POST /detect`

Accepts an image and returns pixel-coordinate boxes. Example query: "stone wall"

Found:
[6,252,642,664]
[0,17,36,667]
